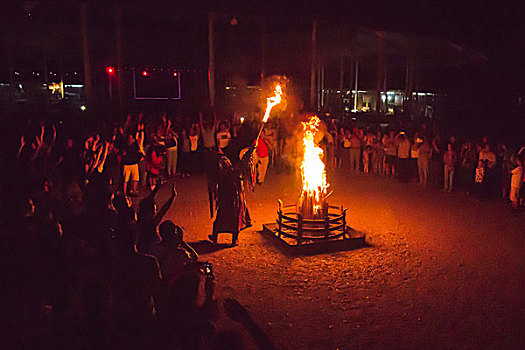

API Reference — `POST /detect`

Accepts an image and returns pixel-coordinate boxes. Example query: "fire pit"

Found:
[261,115,365,255]
[275,199,348,244]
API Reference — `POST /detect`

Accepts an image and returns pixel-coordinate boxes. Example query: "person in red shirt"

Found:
[255,130,271,184]
[146,142,163,191]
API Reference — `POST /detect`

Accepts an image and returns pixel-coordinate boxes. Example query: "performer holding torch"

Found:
[209,83,283,246]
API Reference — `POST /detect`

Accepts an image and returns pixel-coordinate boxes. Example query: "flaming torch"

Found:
[255,84,282,144]
[262,84,282,123]
[240,83,283,191]
[298,116,328,219]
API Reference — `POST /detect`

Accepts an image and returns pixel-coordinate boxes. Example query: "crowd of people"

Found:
[319,121,525,211]
[2,108,523,348]
[2,112,276,349]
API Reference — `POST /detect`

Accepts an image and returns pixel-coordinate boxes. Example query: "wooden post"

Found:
[339,56,344,91]
[80,2,93,109]
[208,13,216,109]
[414,55,420,119]
[405,39,415,117]
[324,215,330,239]
[297,214,303,245]
[260,19,266,86]
[353,56,359,112]
[320,59,325,108]
[341,206,347,239]
[277,200,282,238]
[115,2,124,117]
[383,55,388,112]
[59,52,64,99]
[310,20,317,109]
[376,31,385,114]
[339,56,344,117]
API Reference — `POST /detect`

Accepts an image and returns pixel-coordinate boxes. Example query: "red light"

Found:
[142,70,148,77]
[173,72,178,77]
[106,67,114,74]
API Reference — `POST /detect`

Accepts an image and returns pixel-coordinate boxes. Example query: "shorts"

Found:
[123,164,139,182]
[510,186,520,202]
[385,155,396,165]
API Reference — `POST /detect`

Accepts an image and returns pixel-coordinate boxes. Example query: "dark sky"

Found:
[2,1,525,103]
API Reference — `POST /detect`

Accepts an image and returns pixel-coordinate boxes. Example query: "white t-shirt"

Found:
[216,131,231,149]
[479,151,496,168]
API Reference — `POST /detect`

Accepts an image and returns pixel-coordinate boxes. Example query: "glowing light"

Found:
[300,116,328,208]
[106,67,115,74]
[240,117,245,124]
[262,84,282,123]
[80,105,86,111]
[48,82,65,97]
[173,72,178,77]
[142,70,148,77]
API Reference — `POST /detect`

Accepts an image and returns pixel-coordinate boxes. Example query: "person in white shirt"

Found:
[199,112,217,151]
[216,122,231,153]
[479,144,496,169]
[383,131,398,177]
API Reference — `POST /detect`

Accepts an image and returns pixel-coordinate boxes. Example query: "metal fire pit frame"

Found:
[261,200,366,256]
[277,200,348,244]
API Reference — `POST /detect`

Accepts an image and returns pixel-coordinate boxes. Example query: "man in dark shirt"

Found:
[121,134,143,196]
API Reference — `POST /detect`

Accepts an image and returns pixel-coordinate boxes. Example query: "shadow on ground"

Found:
[188,240,234,255]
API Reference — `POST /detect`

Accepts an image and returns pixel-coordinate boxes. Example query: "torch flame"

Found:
[300,116,327,206]
[262,84,282,123]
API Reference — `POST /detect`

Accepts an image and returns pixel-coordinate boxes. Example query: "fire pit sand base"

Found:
[261,223,366,256]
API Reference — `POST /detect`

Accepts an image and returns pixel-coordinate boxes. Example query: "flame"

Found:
[262,84,282,123]
[300,116,327,205]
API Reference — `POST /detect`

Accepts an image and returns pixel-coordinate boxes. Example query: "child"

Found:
[474,160,485,198]
[509,159,523,211]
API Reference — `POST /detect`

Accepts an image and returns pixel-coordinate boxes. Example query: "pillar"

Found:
[208,13,216,109]
[80,2,93,108]
[310,20,317,109]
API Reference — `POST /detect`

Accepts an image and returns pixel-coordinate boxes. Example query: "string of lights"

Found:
[8,67,199,77]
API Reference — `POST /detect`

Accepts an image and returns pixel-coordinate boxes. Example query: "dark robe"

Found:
[212,158,251,239]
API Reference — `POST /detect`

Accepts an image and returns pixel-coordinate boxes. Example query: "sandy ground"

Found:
[149,168,525,349]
